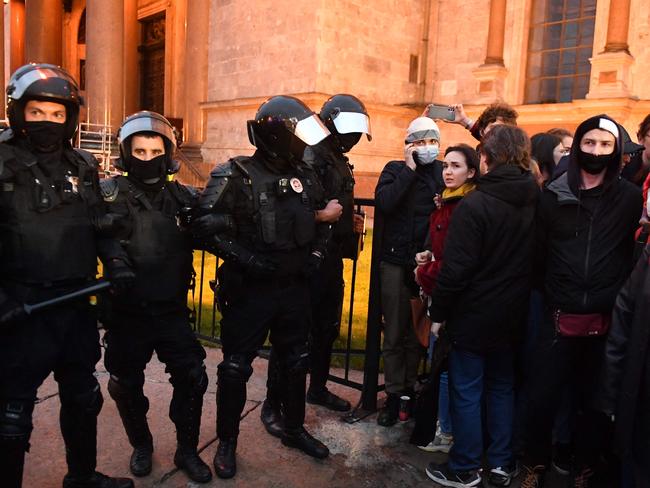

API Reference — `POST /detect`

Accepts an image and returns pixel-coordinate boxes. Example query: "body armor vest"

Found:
[314,146,355,240]
[0,143,99,284]
[104,176,194,304]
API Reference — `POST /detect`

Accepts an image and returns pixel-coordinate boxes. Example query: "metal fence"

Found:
[189,197,387,422]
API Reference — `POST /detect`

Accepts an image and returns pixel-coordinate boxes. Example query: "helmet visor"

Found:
[10,67,79,101]
[332,111,372,139]
[293,114,330,146]
[118,116,177,151]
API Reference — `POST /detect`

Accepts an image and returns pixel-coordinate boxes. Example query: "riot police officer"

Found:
[193,95,332,479]
[99,112,212,483]
[261,94,371,435]
[0,64,135,488]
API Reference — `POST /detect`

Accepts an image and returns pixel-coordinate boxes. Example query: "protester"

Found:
[547,127,573,155]
[425,125,538,488]
[412,143,480,454]
[521,114,642,487]
[531,132,564,183]
[596,243,650,488]
[374,116,443,426]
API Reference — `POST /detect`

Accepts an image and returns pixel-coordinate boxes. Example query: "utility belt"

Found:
[1,277,96,303]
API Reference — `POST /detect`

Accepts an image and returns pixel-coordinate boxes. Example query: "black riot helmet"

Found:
[6,63,84,141]
[319,94,372,153]
[116,111,180,174]
[247,95,330,163]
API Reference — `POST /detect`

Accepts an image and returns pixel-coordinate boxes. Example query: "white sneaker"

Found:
[418,432,453,453]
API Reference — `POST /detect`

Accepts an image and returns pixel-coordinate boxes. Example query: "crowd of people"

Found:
[0,61,649,488]
[376,102,650,488]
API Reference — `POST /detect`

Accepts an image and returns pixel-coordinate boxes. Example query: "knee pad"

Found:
[0,400,34,449]
[61,383,104,417]
[187,363,209,395]
[284,343,310,375]
[217,354,254,383]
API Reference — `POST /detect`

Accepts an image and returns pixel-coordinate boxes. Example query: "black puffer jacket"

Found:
[429,164,539,352]
[375,160,443,266]
[537,115,642,313]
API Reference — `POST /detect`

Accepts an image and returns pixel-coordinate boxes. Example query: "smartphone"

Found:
[427,104,455,121]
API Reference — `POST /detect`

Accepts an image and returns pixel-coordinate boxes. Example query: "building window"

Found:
[525,0,596,104]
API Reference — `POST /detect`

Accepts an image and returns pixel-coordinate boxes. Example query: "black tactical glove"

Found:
[303,251,324,278]
[105,258,136,293]
[0,290,27,328]
[190,213,233,238]
[244,254,278,275]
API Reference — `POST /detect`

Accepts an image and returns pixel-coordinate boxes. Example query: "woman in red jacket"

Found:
[413,144,479,455]
[416,144,480,296]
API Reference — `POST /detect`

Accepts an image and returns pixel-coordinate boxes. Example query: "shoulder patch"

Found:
[99,177,119,202]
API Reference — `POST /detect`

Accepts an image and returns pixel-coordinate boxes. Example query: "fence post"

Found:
[360,206,384,412]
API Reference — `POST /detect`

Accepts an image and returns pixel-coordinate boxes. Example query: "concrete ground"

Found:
[25,344,569,488]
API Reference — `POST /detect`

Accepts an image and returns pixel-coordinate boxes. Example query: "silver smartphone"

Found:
[427,104,455,121]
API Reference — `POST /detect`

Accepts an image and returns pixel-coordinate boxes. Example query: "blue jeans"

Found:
[448,347,514,472]
[438,371,452,434]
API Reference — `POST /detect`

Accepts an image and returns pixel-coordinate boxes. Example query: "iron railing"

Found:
[188,197,386,421]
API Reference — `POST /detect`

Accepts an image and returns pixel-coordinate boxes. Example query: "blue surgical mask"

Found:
[414,144,439,165]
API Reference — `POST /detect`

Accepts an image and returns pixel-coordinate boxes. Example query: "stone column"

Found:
[85,0,124,131]
[24,0,62,65]
[183,0,209,145]
[604,0,630,53]
[9,0,25,74]
[471,0,508,102]
[123,0,139,117]
[586,0,634,99]
[484,0,506,65]
[0,3,5,118]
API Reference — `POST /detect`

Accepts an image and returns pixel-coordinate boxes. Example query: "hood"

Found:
[567,114,623,195]
[477,164,538,206]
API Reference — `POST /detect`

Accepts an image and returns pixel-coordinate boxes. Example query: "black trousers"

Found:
[217,268,311,439]
[523,308,612,469]
[104,305,207,438]
[0,295,102,483]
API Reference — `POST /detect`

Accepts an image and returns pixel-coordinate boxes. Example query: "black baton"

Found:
[23,280,112,315]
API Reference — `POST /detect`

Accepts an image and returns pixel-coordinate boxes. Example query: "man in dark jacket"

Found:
[597,244,650,488]
[374,116,443,426]
[521,114,642,487]
[100,112,212,483]
[425,125,538,488]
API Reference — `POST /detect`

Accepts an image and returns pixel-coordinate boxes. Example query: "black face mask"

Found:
[23,121,66,152]
[336,132,362,153]
[578,150,617,175]
[127,154,167,182]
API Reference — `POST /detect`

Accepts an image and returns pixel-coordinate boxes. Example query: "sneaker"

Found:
[488,463,519,486]
[569,466,594,488]
[417,432,453,453]
[519,465,545,488]
[425,462,481,487]
[551,442,571,476]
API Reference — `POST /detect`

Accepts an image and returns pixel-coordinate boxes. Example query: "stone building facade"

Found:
[3,0,650,195]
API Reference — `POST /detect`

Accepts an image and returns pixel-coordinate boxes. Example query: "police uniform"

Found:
[0,133,132,488]
[99,111,211,483]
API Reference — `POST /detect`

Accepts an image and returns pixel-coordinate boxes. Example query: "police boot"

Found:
[107,378,153,477]
[170,370,212,484]
[261,350,284,438]
[0,399,33,488]
[213,437,237,479]
[62,472,134,488]
[214,356,252,479]
[280,362,329,459]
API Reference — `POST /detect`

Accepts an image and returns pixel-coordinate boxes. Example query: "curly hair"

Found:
[475,103,518,136]
[637,114,650,141]
[481,124,531,171]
